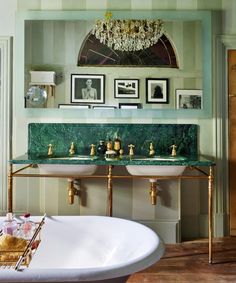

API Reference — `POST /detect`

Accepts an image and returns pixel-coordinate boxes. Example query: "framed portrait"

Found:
[114,79,139,98]
[71,74,105,104]
[176,89,203,109]
[58,104,90,109]
[119,103,142,109]
[146,78,169,104]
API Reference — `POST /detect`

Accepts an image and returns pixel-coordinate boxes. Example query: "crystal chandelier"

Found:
[91,12,164,52]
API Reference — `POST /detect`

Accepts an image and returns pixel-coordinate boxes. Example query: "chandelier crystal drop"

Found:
[92,18,164,52]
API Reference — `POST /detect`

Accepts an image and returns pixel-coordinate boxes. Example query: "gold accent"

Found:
[128,144,135,157]
[69,142,75,155]
[149,181,157,205]
[106,140,113,150]
[8,164,214,263]
[47,144,53,157]
[107,165,113,216]
[170,144,177,156]
[90,144,96,156]
[149,142,155,157]
[114,139,121,152]
[67,179,77,205]
[119,148,124,156]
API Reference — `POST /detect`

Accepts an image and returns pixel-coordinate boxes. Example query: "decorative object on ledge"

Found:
[58,104,90,109]
[25,71,56,108]
[91,12,164,52]
[176,89,203,109]
[71,74,105,104]
[119,103,142,109]
[114,79,139,99]
[146,78,169,104]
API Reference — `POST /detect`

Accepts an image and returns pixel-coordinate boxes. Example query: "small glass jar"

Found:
[19,213,36,240]
[2,213,18,236]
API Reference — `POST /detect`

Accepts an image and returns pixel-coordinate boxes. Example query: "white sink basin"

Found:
[126,165,186,176]
[38,156,97,175]
[133,155,187,161]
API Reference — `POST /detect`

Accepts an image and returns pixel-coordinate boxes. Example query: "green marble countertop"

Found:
[10,154,215,167]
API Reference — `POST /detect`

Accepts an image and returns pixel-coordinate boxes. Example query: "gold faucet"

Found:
[128,144,135,157]
[47,144,53,157]
[149,142,155,157]
[90,144,96,156]
[69,142,75,155]
[171,144,177,156]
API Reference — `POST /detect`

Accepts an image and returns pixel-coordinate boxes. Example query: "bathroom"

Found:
[0,0,235,282]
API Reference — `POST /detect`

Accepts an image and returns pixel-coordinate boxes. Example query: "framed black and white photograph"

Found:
[146,78,169,104]
[58,104,90,109]
[114,79,139,98]
[71,74,105,104]
[176,89,203,109]
[119,103,142,109]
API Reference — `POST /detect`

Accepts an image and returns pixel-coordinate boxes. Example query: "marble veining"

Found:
[28,123,198,157]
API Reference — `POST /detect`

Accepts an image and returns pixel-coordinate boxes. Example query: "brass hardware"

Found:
[107,140,113,150]
[119,148,124,156]
[149,142,155,157]
[149,181,157,205]
[90,144,96,156]
[8,163,215,263]
[47,144,53,157]
[170,144,177,156]
[128,144,135,157]
[114,137,121,152]
[67,179,78,205]
[69,142,75,155]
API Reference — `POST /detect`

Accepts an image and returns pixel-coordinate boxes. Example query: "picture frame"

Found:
[58,104,90,109]
[176,89,203,109]
[71,74,105,104]
[119,103,142,109]
[146,78,169,104]
[93,105,117,109]
[114,79,139,98]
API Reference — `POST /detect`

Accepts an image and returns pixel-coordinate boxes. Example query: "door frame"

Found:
[0,37,12,215]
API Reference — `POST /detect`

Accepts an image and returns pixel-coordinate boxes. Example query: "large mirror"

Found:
[16,11,212,118]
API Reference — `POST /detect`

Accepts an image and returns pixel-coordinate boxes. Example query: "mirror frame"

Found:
[15,10,212,119]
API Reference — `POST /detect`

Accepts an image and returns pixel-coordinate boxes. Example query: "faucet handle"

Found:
[149,142,155,157]
[47,144,53,157]
[69,142,75,155]
[128,144,135,157]
[170,144,177,156]
[90,144,96,156]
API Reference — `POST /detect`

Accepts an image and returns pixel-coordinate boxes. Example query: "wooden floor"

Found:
[127,237,236,283]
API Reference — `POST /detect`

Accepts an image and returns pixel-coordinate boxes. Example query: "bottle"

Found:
[2,213,18,236]
[97,140,107,156]
[114,137,121,155]
[20,213,36,240]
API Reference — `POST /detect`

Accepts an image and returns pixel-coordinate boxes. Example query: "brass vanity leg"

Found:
[208,166,214,263]
[107,165,113,217]
[8,164,13,213]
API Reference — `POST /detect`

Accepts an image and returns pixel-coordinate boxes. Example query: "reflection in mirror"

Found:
[24,20,202,109]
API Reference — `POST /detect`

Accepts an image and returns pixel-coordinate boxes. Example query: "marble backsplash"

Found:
[28,123,198,157]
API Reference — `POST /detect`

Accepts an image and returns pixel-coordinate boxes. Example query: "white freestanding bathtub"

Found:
[0,216,165,283]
